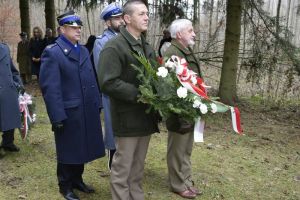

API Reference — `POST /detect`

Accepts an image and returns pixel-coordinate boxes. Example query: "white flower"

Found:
[191,76,197,85]
[193,99,201,108]
[165,60,176,69]
[199,103,208,114]
[179,58,187,65]
[211,103,217,113]
[175,64,184,75]
[32,114,37,122]
[156,67,168,78]
[177,86,188,98]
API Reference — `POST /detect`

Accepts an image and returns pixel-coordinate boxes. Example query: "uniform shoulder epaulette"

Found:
[96,35,104,40]
[46,43,57,49]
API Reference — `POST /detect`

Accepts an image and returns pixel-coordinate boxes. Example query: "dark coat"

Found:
[164,39,202,133]
[0,43,23,131]
[17,40,31,75]
[164,40,202,77]
[39,37,105,164]
[29,38,44,75]
[98,27,159,137]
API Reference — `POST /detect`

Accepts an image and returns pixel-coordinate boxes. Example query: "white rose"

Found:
[199,103,208,114]
[193,99,201,108]
[156,67,168,78]
[176,64,184,75]
[177,86,188,98]
[211,103,217,113]
[165,60,176,69]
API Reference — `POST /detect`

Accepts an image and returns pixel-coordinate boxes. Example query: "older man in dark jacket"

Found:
[0,42,24,152]
[164,19,203,199]
[98,0,159,199]
[39,11,105,200]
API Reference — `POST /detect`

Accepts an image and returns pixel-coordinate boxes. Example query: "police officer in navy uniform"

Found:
[93,2,124,171]
[39,11,105,200]
[0,42,24,153]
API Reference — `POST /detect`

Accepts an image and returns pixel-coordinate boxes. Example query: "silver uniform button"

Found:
[64,49,68,53]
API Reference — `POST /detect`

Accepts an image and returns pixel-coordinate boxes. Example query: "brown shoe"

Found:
[174,189,197,199]
[188,186,202,195]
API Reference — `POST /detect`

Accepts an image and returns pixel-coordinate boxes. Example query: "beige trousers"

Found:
[167,131,194,192]
[110,135,151,200]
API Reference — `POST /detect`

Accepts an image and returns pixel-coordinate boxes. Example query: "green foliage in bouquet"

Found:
[132,54,211,122]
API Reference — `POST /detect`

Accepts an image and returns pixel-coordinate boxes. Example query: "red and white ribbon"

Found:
[166,56,243,136]
[19,93,35,140]
[194,117,205,142]
[230,107,243,134]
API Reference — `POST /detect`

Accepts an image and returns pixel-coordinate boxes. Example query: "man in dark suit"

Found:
[39,11,105,200]
[0,42,24,152]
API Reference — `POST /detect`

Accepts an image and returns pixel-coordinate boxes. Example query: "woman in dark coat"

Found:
[0,42,24,152]
[29,26,44,80]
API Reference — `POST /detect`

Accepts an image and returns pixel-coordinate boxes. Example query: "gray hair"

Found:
[169,19,193,39]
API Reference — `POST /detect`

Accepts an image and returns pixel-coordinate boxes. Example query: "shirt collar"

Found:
[59,35,80,54]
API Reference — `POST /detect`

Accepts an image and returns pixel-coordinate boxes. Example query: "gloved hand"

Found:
[52,122,64,133]
[17,85,25,95]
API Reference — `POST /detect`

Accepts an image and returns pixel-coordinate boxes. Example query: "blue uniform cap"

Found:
[57,10,83,27]
[100,3,123,21]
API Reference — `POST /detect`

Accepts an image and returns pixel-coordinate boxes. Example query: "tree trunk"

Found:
[19,0,30,37]
[267,0,281,99]
[286,0,291,38]
[45,0,56,36]
[193,0,198,23]
[208,0,214,38]
[83,0,92,36]
[218,0,242,105]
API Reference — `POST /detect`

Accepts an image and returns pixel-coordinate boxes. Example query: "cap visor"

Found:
[110,13,123,17]
[64,24,82,27]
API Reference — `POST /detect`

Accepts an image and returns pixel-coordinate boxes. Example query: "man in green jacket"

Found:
[164,19,203,199]
[97,0,159,199]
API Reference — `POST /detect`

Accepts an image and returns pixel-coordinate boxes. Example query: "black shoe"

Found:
[73,182,95,193]
[60,188,80,200]
[1,144,20,152]
[108,149,116,171]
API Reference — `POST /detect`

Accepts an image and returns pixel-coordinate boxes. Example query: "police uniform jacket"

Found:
[98,26,159,137]
[93,28,118,149]
[39,36,105,164]
[93,28,117,69]
[0,43,22,131]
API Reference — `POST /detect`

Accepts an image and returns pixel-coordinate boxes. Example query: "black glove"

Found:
[166,114,193,134]
[17,85,25,95]
[52,122,64,133]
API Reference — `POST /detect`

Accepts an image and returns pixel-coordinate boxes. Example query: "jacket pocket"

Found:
[63,98,81,109]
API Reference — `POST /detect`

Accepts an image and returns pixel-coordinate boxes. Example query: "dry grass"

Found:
[0,83,299,200]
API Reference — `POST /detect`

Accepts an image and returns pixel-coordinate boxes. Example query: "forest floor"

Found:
[0,82,299,200]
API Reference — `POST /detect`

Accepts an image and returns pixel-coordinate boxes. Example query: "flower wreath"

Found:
[132,54,242,142]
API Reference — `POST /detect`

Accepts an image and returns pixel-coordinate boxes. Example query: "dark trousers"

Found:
[57,163,84,191]
[1,129,15,146]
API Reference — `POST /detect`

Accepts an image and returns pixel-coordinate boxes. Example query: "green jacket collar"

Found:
[120,26,151,57]
[170,39,193,55]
